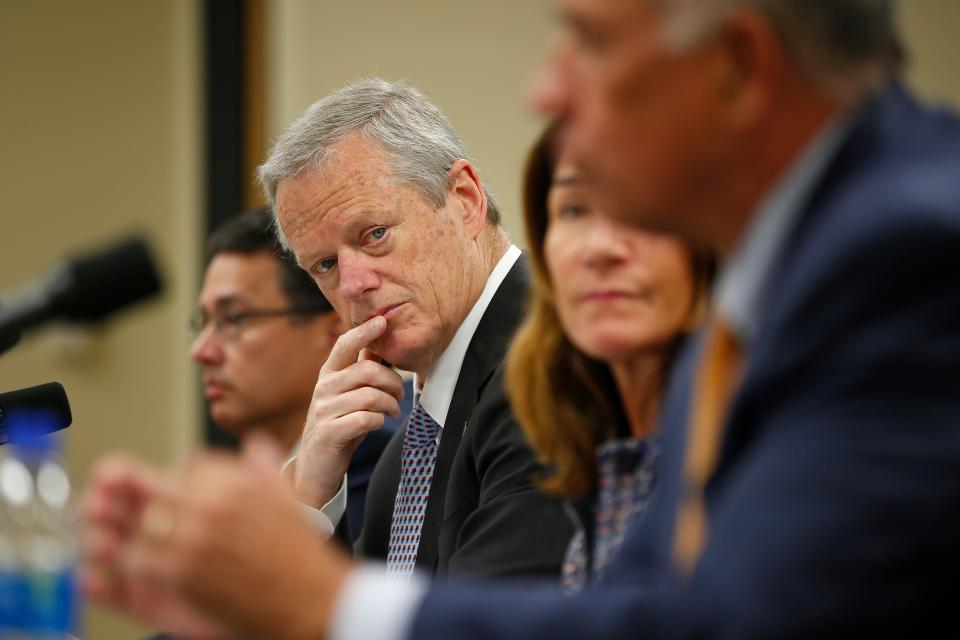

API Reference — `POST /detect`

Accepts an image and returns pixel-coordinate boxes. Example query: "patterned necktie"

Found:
[673,314,744,574]
[386,401,441,579]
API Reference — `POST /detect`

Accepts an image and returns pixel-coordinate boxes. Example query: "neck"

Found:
[242,411,303,454]
[412,227,510,380]
[609,353,667,440]
[708,85,844,258]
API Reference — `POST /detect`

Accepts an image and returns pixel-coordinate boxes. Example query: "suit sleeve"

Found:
[442,366,574,579]
[409,209,960,638]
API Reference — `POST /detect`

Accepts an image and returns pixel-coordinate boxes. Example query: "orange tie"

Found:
[673,314,744,575]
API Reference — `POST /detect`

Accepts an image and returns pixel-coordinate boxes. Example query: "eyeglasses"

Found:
[190,306,329,340]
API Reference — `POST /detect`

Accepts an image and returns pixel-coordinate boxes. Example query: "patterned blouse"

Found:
[561,437,658,593]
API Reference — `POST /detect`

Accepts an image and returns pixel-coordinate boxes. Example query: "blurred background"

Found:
[0,1,957,636]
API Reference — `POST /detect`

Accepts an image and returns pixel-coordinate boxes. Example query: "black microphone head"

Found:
[0,302,21,354]
[53,237,163,323]
[0,382,72,445]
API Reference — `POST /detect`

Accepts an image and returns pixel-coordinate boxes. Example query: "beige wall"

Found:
[0,0,201,636]
[901,0,960,106]
[267,0,556,245]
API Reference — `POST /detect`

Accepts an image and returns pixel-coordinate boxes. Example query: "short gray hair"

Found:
[651,0,903,102]
[258,78,500,248]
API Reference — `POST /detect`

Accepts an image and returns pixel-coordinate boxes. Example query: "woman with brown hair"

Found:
[507,126,712,592]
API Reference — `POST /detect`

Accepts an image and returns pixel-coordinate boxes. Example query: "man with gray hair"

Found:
[258,78,571,577]
[82,77,572,636]
[83,0,960,638]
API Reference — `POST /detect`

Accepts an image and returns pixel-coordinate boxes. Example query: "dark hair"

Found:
[205,207,333,313]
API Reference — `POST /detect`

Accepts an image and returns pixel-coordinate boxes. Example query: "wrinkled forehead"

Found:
[275,157,399,245]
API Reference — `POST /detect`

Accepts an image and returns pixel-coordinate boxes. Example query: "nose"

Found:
[337,250,380,302]
[583,218,629,270]
[190,324,224,366]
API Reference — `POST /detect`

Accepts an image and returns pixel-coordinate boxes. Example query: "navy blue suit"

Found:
[410,86,960,638]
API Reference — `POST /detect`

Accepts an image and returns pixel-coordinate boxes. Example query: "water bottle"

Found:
[0,425,81,638]
[0,448,27,636]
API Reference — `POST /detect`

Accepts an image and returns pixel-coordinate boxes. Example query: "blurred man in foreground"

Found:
[84,1,960,638]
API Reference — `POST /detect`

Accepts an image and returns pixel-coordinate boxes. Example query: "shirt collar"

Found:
[715,115,852,346]
[413,244,522,427]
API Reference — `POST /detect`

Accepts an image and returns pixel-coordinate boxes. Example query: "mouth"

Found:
[202,378,230,400]
[580,290,635,303]
[364,302,407,324]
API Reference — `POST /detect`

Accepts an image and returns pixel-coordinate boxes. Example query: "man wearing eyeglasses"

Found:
[191,207,405,540]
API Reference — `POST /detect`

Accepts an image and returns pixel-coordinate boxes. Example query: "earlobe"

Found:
[448,159,488,239]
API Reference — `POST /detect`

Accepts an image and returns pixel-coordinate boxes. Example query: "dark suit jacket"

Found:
[410,85,960,637]
[356,257,573,578]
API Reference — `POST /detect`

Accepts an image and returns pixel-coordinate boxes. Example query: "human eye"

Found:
[364,226,389,244]
[550,194,590,220]
[567,15,610,56]
[559,202,588,219]
[222,309,247,329]
[312,257,338,274]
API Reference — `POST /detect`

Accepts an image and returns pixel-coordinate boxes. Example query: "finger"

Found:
[86,455,170,519]
[84,476,164,540]
[122,543,179,605]
[331,411,387,441]
[81,563,124,607]
[358,347,381,363]
[83,524,126,565]
[355,354,406,402]
[123,501,183,588]
[323,316,387,372]
[325,386,402,421]
[318,359,406,402]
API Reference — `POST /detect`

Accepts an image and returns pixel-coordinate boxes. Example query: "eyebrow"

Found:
[559,6,602,42]
[552,174,583,188]
[197,294,253,312]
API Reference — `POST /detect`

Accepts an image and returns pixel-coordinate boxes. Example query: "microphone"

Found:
[0,237,163,354]
[0,382,72,445]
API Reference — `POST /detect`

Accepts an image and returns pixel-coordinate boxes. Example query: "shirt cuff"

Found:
[282,456,348,538]
[330,564,428,640]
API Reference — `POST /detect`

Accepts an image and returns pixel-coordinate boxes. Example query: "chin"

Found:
[574,331,649,364]
[371,326,432,371]
[208,404,245,434]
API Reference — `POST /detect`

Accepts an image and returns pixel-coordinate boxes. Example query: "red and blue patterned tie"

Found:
[386,402,440,579]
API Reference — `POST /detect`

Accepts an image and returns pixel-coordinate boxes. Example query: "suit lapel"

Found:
[414,257,530,572]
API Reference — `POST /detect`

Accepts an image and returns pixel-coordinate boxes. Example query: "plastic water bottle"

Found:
[0,429,80,638]
[0,449,26,636]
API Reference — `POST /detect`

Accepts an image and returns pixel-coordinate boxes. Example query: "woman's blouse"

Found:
[561,437,658,593]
